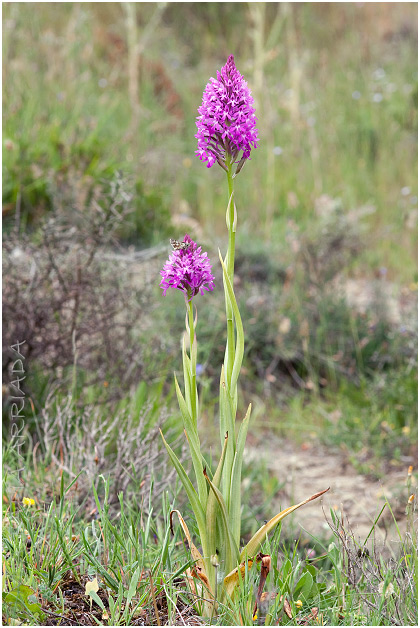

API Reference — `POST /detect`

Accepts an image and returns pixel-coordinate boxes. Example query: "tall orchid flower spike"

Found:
[195,55,259,174]
[160,58,329,619]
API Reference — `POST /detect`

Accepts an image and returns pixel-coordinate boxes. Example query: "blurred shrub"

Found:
[3,121,119,231]
[2,174,153,410]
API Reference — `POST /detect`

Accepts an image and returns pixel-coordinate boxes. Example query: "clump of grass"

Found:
[3,463,416,625]
[3,383,186,525]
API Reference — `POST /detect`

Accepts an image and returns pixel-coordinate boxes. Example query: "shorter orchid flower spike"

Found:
[160,234,215,301]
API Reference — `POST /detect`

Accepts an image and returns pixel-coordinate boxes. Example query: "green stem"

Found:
[224,159,236,396]
[226,160,236,282]
[188,297,197,425]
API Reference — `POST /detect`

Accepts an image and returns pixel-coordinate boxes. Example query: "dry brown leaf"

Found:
[253,554,271,617]
[297,606,319,625]
[170,509,211,592]
[224,551,268,597]
[283,597,293,619]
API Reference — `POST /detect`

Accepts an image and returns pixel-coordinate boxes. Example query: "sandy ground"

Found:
[246,437,417,547]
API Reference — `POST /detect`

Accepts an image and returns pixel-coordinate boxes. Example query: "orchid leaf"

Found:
[181,335,192,415]
[229,403,251,547]
[174,373,193,433]
[204,469,240,576]
[159,429,208,555]
[219,366,236,506]
[170,510,215,618]
[219,250,244,395]
[240,488,330,562]
[206,433,228,553]
[170,510,210,591]
[173,376,207,506]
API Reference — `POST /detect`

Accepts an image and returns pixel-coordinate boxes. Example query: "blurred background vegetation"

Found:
[3,2,417,511]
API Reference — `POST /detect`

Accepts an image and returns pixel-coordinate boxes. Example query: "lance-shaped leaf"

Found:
[240,488,330,562]
[219,366,236,507]
[173,376,207,507]
[206,432,228,592]
[219,366,227,446]
[185,306,199,421]
[225,191,236,232]
[159,430,209,559]
[222,280,235,389]
[219,250,244,395]
[229,403,251,548]
[174,373,193,434]
[204,468,240,577]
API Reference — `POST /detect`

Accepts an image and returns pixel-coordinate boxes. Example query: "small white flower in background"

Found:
[378,581,395,598]
[372,67,386,80]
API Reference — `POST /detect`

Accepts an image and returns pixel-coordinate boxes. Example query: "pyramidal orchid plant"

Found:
[160,55,328,615]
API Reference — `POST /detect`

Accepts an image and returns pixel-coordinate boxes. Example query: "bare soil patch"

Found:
[247,437,417,546]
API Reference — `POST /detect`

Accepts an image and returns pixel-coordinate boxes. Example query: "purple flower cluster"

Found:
[160,234,215,300]
[195,55,259,171]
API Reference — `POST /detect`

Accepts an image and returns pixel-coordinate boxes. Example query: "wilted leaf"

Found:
[224,552,266,598]
[170,509,211,593]
[253,554,271,617]
[283,597,293,619]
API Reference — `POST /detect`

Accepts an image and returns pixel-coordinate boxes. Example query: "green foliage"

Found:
[3,585,45,623]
